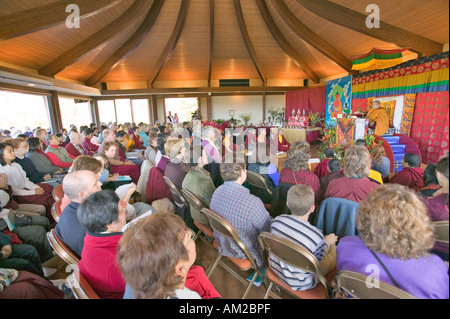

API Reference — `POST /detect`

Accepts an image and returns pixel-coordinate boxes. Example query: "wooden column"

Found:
[47,91,62,133]
[91,98,101,128]
[262,92,266,122]
[207,95,212,122]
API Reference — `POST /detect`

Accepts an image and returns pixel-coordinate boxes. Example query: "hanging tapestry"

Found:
[400,94,416,136]
[336,118,355,146]
[410,91,449,164]
[326,75,352,126]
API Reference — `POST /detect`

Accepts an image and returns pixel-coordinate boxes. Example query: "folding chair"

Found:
[67,270,100,299]
[258,231,333,299]
[46,228,80,266]
[50,199,62,223]
[434,220,449,244]
[52,184,64,201]
[163,176,188,210]
[246,170,273,196]
[180,189,214,241]
[334,270,417,299]
[201,207,269,299]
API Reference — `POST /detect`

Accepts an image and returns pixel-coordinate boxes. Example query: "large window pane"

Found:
[115,99,132,124]
[132,99,149,124]
[59,97,92,131]
[165,97,198,123]
[98,100,116,125]
[0,90,50,134]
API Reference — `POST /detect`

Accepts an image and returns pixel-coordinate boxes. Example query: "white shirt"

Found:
[0,163,39,196]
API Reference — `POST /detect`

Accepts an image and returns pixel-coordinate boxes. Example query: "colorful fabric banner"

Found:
[400,94,416,136]
[352,53,404,71]
[326,75,352,126]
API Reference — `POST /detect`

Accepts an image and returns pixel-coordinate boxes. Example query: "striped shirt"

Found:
[210,181,271,267]
[269,215,327,291]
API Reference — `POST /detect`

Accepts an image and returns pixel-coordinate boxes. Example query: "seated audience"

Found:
[319,158,344,198]
[11,138,59,186]
[99,141,140,184]
[164,139,188,191]
[82,128,100,156]
[77,190,127,299]
[275,129,290,153]
[420,164,441,197]
[181,146,215,226]
[269,184,337,291]
[425,157,449,261]
[209,158,271,268]
[279,142,320,203]
[144,133,159,165]
[25,138,63,176]
[315,148,335,179]
[371,144,390,181]
[130,126,146,150]
[34,129,48,151]
[0,143,55,219]
[389,153,424,190]
[93,153,120,187]
[325,146,378,203]
[55,170,103,257]
[118,212,221,299]
[44,134,75,168]
[336,184,449,299]
[65,131,85,158]
[354,139,384,185]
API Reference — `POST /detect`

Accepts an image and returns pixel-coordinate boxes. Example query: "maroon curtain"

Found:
[285,86,326,117]
[410,91,449,164]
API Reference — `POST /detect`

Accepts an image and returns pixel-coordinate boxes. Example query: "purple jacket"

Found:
[336,236,449,299]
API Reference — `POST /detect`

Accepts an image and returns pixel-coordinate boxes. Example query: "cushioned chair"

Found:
[52,184,64,201]
[180,189,214,241]
[434,220,449,244]
[46,228,80,266]
[315,197,360,241]
[201,207,269,299]
[334,270,417,299]
[258,232,334,299]
[67,270,100,299]
[50,199,62,223]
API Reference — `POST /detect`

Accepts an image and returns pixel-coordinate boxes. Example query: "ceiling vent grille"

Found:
[219,79,250,87]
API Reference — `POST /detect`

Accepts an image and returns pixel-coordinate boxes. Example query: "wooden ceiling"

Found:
[0,0,448,91]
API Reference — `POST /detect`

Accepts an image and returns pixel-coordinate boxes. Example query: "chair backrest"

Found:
[315,197,359,240]
[246,170,273,196]
[201,207,258,269]
[163,175,187,207]
[68,270,100,299]
[434,221,449,244]
[51,199,62,223]
[269,182,293,218]
[335,270,417,299]
[181,188,208,212]
[258,231,329,290]
[52,184,64,201]
[47,229,80,266]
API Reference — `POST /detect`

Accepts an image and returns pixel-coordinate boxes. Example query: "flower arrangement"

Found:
[267,106,284,122]
[239,112,251,126]
[307,112,325,127]
[364,132,383,152]
[318,125,349,160]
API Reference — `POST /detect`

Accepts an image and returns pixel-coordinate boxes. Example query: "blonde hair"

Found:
[164,138,182,157]
[357,184,434,259]
[343,146,370,178]
[371,144,386,165]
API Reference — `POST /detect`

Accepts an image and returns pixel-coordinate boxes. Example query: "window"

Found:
[165,97,198,123]
[115,99,133,124]
[98,100,116,124]
[0,90,51,133]
[59,97,92,130]
[131,99,149,124]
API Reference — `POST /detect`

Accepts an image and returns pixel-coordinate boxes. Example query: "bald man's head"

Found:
[62,170,102,203]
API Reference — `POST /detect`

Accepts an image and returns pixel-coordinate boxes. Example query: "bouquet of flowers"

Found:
[239,113,251,126]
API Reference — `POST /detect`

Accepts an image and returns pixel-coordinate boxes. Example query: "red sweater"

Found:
[325,176,379,203]
[78,232,125,299]
[389,167,424,190]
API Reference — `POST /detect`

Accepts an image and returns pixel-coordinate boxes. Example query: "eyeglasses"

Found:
[185,229,195,248]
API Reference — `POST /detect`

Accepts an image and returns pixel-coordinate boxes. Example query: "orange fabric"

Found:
[367,108,390,135]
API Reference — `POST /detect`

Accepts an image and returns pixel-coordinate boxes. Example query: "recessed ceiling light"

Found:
[26,83,37,87]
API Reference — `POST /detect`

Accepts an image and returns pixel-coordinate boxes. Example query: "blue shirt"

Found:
[210,181,271,267]
[55,201,85,257]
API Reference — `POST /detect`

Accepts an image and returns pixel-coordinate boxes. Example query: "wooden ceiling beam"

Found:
[85,0,164,87]
[295,0,443,57]
[233,0,266,86]
[208,0,215,87]
[256,0,320,83]
[39,0,152,77]
[148,0,190,87]
[270,0,352,72]
[0,0,122,41]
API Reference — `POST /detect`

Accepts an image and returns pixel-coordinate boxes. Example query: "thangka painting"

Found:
[400,94,416,136]
[336,118,355,146]
[326,75,352,126]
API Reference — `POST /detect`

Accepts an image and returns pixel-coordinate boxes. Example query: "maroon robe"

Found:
[315,159,331,179]
[389,167,424,190]
[325,176,379,203]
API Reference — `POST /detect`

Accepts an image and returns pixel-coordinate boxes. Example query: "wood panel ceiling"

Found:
[0,0,448,91]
